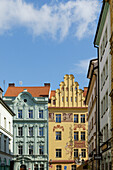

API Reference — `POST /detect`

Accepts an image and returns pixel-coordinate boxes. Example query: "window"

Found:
[39,127,44,136]
[66,97,68,102]
[56,149,62,157]
[105,60,108,79]
[71,165,76,170]
[18,145,23,155]
[81,114,85,123]
[39,110,43,118]
[74,149,78,158]
[40,164,44,170]
[18,127,23,136]
[29,127,33,136]
[18,110,22,118]
[74,132,79,141]
[101,101,103,117]
[75,97,77,102]
[81,132,85,141]
[81,149,86,158]
[62,97,64,102]
[56,132,61,140]
[53,100,56,105]
[71,97,73,102]
[56,165,62,170]
[103,97,105,113]
[4,139,6,152]
[39,145,44,155]
[106,91,108,111]
[56,114,61,123]
[29,110,33,118]
[4,117,6,129]
[34,164,38,170]
[74,115,78,123]
[29,145,33,155]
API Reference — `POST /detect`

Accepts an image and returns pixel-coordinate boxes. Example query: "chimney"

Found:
[0,87,3,98]
[44,83,50,87]
[9,83,15,87]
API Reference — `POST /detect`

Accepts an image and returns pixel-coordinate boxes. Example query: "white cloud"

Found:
[0,0,100,40]
[72,59,91,74]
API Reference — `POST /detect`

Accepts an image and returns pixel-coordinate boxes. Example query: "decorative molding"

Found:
[63,113,73,122]
[74,124,86,130]
[53,125,64,132]
[74,141,85,148]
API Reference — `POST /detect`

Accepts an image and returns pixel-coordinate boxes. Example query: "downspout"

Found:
[94,45,100,170]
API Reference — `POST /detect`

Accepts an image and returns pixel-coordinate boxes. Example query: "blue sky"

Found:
[0,0,101,93]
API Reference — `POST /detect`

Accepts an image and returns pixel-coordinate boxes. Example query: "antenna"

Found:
[19,81,23,86]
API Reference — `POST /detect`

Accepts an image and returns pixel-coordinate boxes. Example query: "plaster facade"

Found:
[0,88,14,167]
[94,1,112,169]
[48,74,88,170]
[85,59,98,169]
[4,84,50,170]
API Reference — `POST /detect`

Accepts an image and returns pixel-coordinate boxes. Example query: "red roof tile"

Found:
[4,86,50,97]
[83,87,88,97]
[50,90,56,99]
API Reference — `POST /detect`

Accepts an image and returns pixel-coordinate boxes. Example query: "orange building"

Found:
[48,74,88,170]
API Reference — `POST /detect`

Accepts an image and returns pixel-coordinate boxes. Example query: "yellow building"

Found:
[48,74,88,170]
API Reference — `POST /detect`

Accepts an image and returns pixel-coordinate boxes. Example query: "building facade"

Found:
[0,87,15,167]
[48,74,88,170]
[85,59,98,169]
[94,1,112,169]
[3,83,50,170]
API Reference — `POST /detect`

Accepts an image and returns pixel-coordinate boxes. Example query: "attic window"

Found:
[24,99,27,102]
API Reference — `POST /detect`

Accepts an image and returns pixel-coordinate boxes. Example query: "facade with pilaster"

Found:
[48,74,88,170]
[3,83,50,170]
[94,1,112,169]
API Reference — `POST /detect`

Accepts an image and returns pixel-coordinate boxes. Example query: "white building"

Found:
[94,1,112,169]
[0,87,15,167]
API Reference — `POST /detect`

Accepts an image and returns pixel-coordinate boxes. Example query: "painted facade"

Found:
[3,83,50,170]
[94,1,112,169]
[48,74,88,170]
[85,59,98,169]
[0,87,15,167]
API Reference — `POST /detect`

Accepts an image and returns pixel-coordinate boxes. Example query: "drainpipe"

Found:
[94,46,100,170]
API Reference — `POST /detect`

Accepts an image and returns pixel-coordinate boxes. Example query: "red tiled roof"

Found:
[50,90,56,99]
[83,87,88,97]
[4,86,50,97]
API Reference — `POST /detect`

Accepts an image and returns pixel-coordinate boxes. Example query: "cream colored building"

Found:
[85,59,98,169]
[48,74,88,170]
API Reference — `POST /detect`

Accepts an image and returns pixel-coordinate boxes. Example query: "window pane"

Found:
[56,114,61,123]
[74,115,78,123]
[39,110,43,118]
[56,132,61,140]
[18,110,22,118]
[81,115,85,123]
[74,132,78,141]
[29,110,33,118]
[56,149,61,157]
[29,127,33,136]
